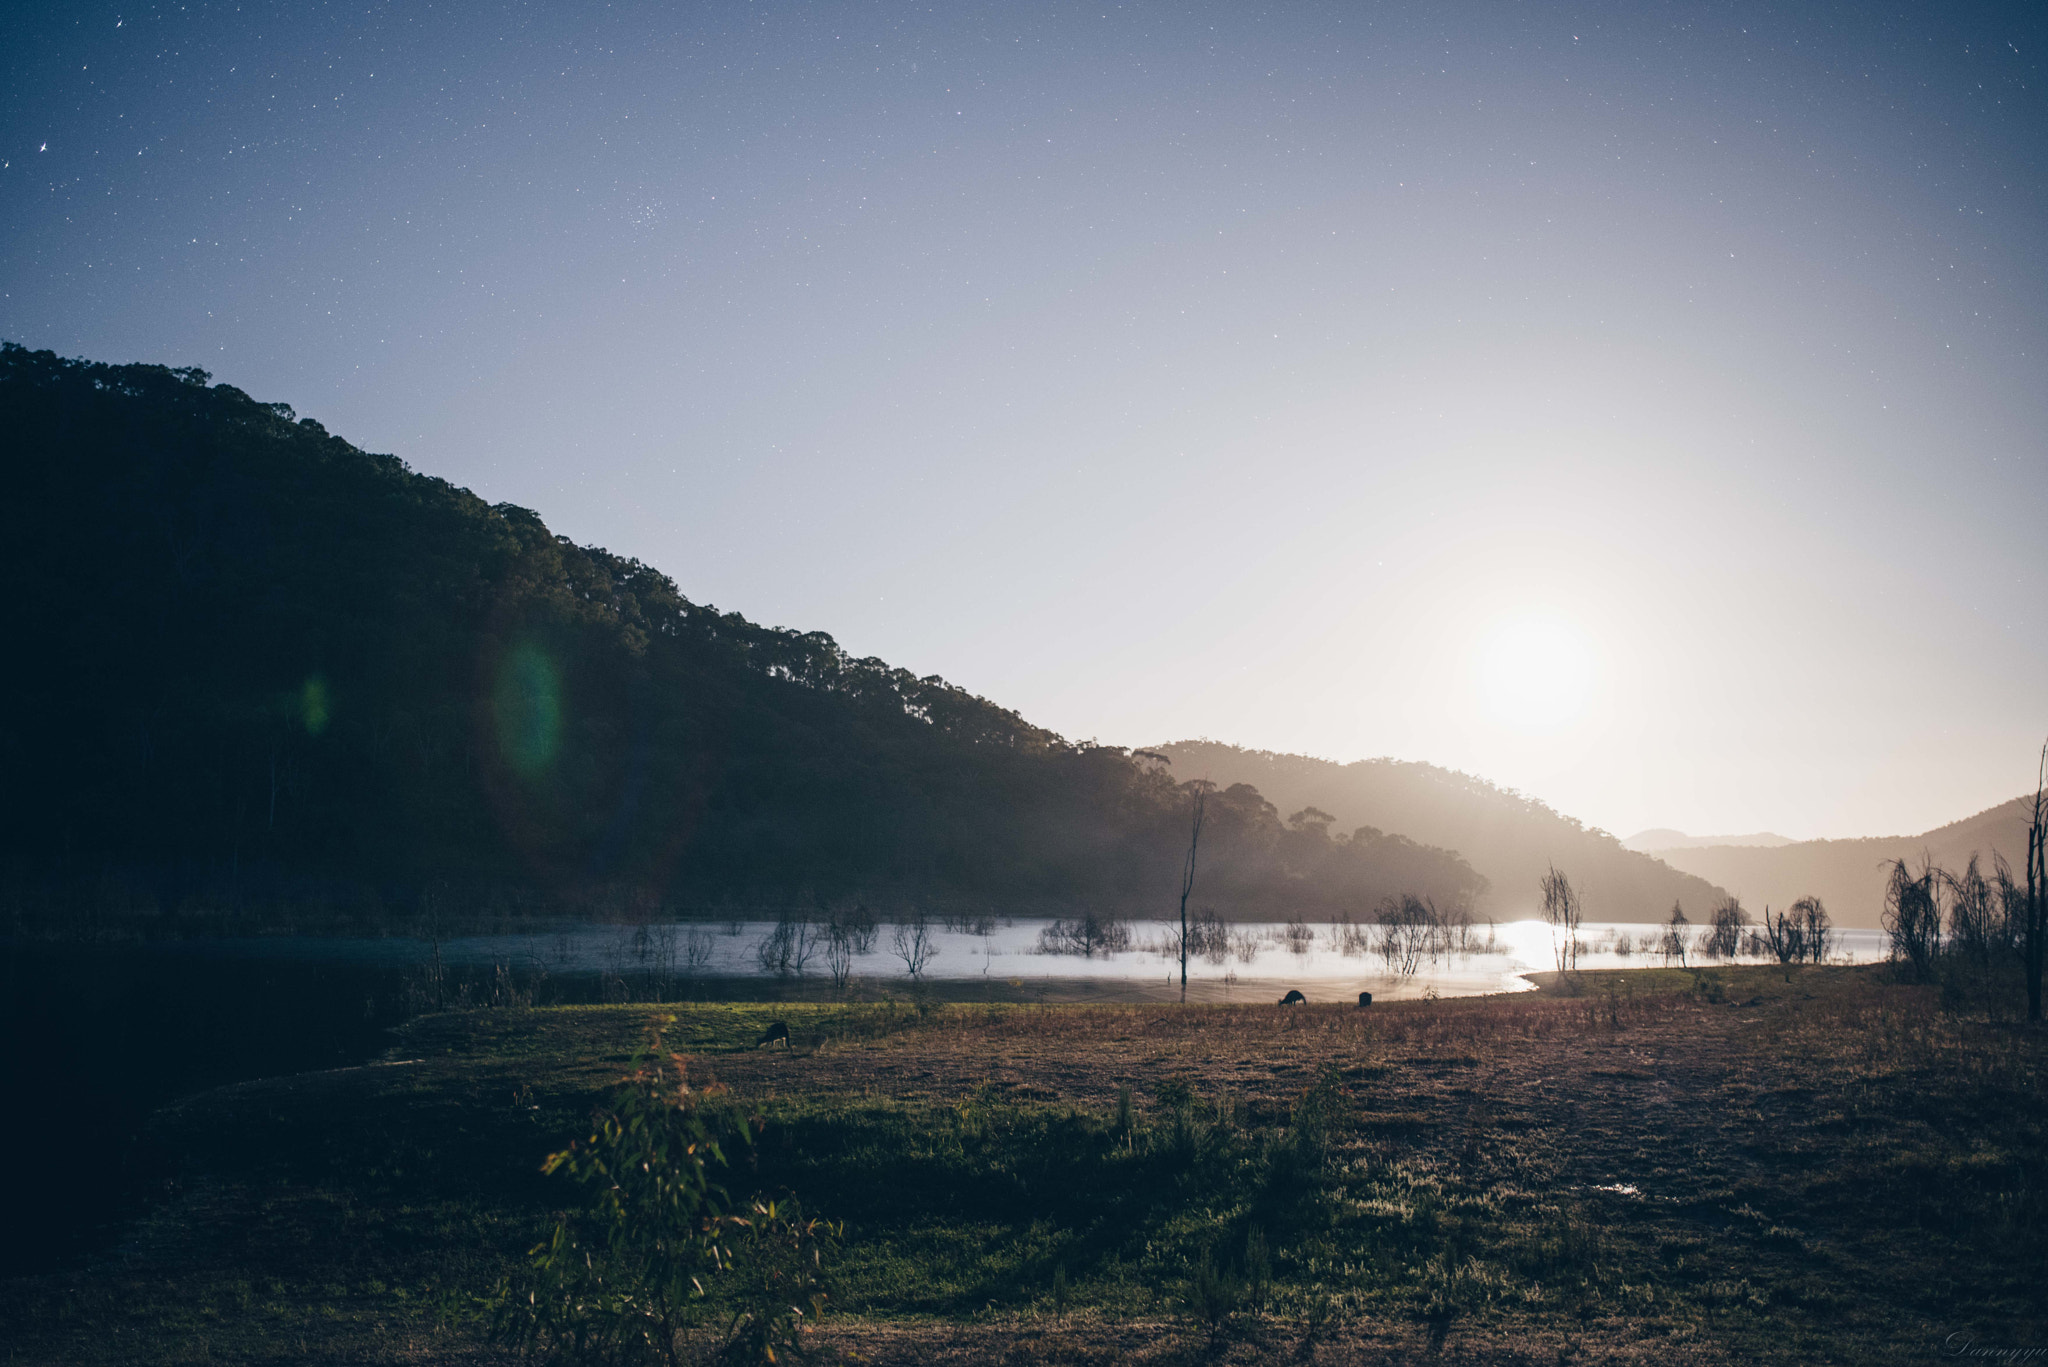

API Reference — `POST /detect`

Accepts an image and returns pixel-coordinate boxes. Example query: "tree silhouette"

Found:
[0,343,1488,934]
[1177,781,1211,1001]
[1540,866,1583,973]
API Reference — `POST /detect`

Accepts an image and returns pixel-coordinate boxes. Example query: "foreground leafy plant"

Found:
[1190,1245,1242,1337]
[491,1027,834,1365]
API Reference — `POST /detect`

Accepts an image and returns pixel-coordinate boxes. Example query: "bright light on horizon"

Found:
[1476,613,1597,732]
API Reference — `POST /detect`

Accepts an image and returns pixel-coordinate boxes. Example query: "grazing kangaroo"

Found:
[756,1020,791,1051]
[1279,989,1307,1005]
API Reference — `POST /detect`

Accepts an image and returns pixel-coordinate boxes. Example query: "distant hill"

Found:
[1622,829,1795,852]
[1644,797,2035,928]
[1150,742,1728,923]
[0,344,1484,931]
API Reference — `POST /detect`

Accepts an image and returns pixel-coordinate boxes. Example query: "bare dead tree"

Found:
[1280,915,1316,957]
[1442,899,1476,954]
[891,911,938,978]
[1540,865,1583,974]
[1943,856,1999,959]
[1373,894,1434,977]
[754,917,796,977]
[1332,909,1370,957]
[1706,896,1747,959]
[1760,904,1802,964]
[648,924,679,1001]
[1882,857,1943,982]
[789,916,820,977]
[1992,853,2025,955]
[1659,902,1690,967]
[824,926,853,992]
[682,928,715,979]
[1794,896,1831,964]
[1036,911,1131,957]
[840,902,879,954]
[1177,781,1211,1002]
[751,912,822,979]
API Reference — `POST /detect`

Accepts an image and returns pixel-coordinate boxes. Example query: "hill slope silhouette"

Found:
[1643,797,2034,928]
[0,344,1484,931]
[1150,741,1728,923]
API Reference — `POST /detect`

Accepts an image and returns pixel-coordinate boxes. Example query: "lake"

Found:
[147,916,1895,1003]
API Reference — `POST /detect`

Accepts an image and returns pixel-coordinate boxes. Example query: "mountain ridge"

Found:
[1644,795,2036,928]
[1149,741,1730,923]
[1623,829,1796,852]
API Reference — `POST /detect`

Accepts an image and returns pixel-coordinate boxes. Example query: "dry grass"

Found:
[2,964,2042,1365]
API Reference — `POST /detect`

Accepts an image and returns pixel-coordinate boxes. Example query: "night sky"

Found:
[6,1,2045,841]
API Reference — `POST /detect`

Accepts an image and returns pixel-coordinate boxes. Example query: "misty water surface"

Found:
[184,919,1892,1002]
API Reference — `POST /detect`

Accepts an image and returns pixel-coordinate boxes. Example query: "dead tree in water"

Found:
[1540,865,1583,974]
[1706,897,1747,958]
[1796,896,1832,963]
[891,911,937,978]
[1177,781,1211,1002]
[1660,902,1691,967]
[1761,904,1805,964]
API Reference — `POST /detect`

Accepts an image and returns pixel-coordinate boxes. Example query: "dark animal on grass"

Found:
[1279,989,1307,1005]
[1356,991,1373,1007]
[756,1021,791,1051]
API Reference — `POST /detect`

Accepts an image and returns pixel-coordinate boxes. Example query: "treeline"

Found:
[1881,845,2047,1020]
[0,344,1485,934]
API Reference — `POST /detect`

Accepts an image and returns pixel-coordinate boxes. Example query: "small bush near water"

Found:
[490,1021,835,1365]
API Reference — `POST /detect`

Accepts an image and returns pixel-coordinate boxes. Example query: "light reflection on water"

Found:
[237,918,1890,1003]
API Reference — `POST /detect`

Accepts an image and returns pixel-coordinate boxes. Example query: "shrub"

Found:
[1190,1246,1242,1335]
[491,1033,833,1365]
[1288,1064,1348,1165]
[1242,1225,1272,1313]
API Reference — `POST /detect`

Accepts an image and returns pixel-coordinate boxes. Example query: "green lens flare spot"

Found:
[494,645,561,777]
[301,675,330,736]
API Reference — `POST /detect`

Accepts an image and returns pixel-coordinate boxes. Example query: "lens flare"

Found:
[300,674,330,736]
[493,644,561,777]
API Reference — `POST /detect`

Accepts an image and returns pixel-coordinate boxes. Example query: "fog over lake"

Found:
[176,918,1893,1003]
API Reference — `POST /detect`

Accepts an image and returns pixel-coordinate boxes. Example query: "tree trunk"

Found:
[1178,786,1207,1002]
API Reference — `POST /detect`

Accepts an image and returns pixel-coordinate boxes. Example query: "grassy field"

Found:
[3,964,2043,1364]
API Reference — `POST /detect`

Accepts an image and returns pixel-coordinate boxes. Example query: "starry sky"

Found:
[6,1,2046,842]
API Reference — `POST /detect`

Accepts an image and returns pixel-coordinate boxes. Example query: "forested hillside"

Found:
[0,345,1483,932]
[1151,742,1728,923]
